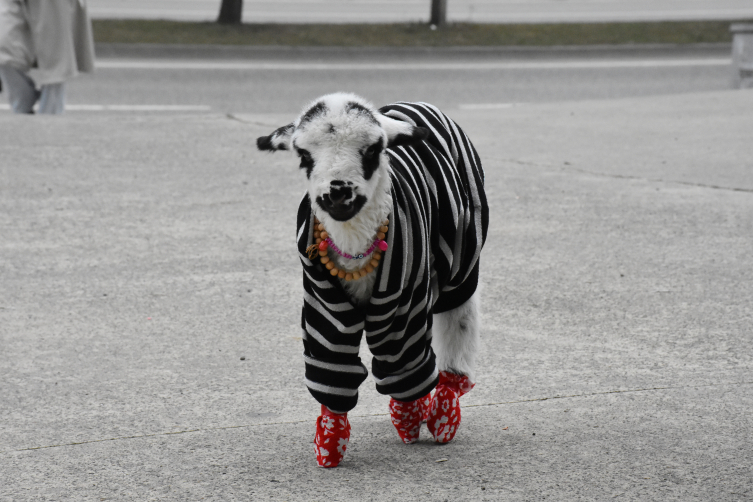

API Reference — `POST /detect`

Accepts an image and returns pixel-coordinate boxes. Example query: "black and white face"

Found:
[257,93,428,222]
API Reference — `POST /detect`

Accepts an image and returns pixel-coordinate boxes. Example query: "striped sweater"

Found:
[296,102,488,413]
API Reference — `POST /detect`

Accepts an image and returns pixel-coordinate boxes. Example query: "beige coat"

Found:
[0,0,95,85]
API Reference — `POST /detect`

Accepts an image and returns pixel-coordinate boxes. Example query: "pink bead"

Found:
[378,240,389,252]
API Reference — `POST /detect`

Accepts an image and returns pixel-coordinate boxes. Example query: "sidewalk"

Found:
[87,0,753,24]
[1,89,752,500]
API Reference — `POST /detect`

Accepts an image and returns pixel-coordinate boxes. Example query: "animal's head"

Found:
[256,93,428,222]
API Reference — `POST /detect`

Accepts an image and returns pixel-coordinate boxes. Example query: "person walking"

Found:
[0,0,95,114]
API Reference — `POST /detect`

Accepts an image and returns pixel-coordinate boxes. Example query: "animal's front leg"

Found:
[315,405,351,468]
[388,393,432,444]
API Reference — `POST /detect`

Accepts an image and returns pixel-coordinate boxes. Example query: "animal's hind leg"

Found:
[426,290,480,443]
[432,290,480,382]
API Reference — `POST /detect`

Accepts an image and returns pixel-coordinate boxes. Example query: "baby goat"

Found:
[257,92,488,467]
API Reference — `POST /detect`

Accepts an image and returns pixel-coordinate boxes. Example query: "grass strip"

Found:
[93,19,747,47]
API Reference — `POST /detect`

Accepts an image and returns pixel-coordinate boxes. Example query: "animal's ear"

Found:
[376,114,430,148]
[256,123,295,152]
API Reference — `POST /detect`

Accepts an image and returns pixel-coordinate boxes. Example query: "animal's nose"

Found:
[329,191,349,206]
[325,186,353,209]
[316,184,361,221]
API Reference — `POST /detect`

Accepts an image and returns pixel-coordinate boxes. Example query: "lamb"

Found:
[257,92,489,468]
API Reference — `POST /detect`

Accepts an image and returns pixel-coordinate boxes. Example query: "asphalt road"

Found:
[65,44,734,115]
[2,87,752,501]
[87,0,753,23]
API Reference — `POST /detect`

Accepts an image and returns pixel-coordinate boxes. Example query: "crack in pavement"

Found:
[563,166,753,193]
[3,380,751,454]
[501,159,753,193]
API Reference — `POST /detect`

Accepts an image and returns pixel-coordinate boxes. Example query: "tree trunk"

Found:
[218,0,243,24]
[430,0,447,26]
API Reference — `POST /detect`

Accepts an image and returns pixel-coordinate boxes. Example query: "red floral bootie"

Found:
[427,371,475,443]
[419,393,432,423]
[389,393,431,444]
[314,405,351,468]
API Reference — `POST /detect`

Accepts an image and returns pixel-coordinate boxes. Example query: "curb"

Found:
[95,42,732,60]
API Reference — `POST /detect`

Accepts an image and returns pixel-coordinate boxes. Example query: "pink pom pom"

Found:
[378,240,389,252]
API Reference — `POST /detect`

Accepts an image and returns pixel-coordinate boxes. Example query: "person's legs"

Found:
[0,65,38,114]
[37,82,66,114]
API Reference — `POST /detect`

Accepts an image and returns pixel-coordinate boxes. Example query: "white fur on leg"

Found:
[431,290,481,383]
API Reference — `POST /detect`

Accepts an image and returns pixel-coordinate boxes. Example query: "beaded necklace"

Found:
[306,217,389,282]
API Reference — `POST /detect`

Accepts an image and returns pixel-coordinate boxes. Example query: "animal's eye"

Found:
[361,142,383,180]
[297,149,312,163]
[296,148,314,177]
[364,143,382,159]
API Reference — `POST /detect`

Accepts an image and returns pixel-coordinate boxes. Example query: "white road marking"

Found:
[96,58,731,71]
[0,104,212,112]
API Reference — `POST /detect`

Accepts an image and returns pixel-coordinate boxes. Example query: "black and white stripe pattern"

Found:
[297,102,489,413]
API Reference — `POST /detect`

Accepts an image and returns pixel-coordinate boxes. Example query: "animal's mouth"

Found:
[327,205,358,221]
[316,193,368,222]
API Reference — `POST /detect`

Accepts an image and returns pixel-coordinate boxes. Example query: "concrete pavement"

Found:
[1,88,752,500]
[87,0,753,24]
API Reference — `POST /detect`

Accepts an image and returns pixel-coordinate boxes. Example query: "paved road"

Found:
[2,87,752,500]
[87,0,753,23]
[61,44,734,115]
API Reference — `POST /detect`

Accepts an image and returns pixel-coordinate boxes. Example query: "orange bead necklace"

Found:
[306,218,390,282]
